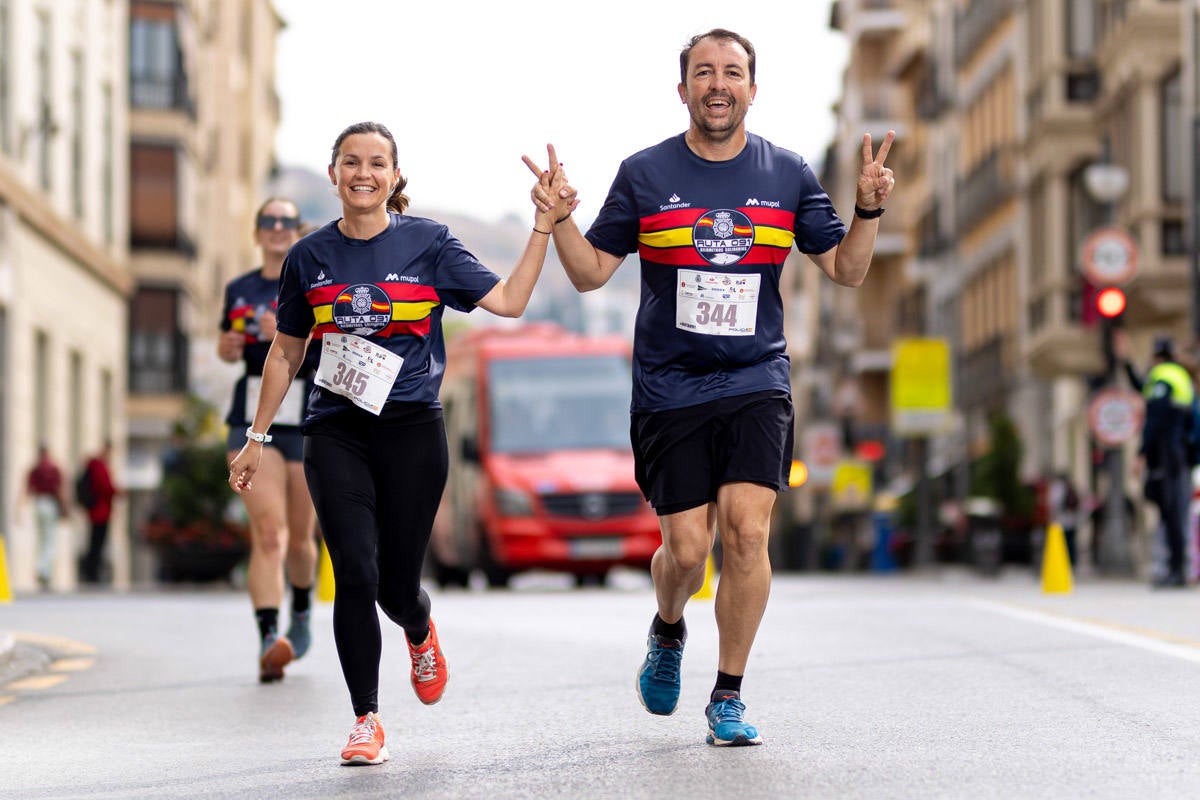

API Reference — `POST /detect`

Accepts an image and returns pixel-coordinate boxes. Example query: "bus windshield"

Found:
[488,354,632,454]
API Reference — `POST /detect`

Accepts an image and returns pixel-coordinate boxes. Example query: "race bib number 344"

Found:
[676,269,760,336]
[316,334,403,416]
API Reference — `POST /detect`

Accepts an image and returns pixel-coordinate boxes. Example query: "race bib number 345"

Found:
[676,269,760,336]
[316,334,403,416]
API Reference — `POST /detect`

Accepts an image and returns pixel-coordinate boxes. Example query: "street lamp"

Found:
[1083,154,1134,575]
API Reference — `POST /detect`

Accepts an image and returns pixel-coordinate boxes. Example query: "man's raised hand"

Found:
[523,143,579,221]
[856,130,896,212]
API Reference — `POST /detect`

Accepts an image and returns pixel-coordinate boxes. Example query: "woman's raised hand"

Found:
[523,143,579,226]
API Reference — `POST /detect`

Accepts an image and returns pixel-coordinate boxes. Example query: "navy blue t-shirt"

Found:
[276,213,500,426]
[587,133,847,413]
[219,267,320,429]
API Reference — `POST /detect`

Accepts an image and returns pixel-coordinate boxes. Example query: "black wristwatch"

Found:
[854,204,885,219]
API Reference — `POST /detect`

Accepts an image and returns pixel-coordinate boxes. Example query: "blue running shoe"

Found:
[705,691,763,746]
[286,610,312,660]
[636,634,684,715]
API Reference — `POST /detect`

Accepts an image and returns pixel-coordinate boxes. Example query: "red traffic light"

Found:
[1095,287,1126,319]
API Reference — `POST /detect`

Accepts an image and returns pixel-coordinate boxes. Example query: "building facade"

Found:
[817,0,1189,573]
[0,0,283,591]
[0,0,132,590]
[124,0,282,581]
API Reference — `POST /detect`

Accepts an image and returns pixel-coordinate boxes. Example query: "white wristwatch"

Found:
[245,427,273,444]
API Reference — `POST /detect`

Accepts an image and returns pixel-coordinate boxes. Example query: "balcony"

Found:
[958,336,1012,408]
[832,0,906,42]
[131,74,191,114]
[955,0,1015,67]
[956,148,1016,233]
[857,85,906,134]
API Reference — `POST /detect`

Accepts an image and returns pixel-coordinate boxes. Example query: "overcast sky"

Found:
[272,1,847,225]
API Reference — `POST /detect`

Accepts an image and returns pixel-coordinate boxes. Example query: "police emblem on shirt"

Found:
[693,209,754,266]
[332,284,393,336]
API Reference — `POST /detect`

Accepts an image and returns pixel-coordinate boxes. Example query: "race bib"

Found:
[315,333,403,416]
[245,376,305,427]
[675,269,760,336]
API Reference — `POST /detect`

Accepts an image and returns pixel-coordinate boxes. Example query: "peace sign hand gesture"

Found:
[856,130,896,212]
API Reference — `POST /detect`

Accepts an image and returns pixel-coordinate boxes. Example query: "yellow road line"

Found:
[50,658,96,672]
[12,632,97,656]
[6,674,68,691]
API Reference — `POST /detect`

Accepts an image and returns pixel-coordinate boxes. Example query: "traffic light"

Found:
[1095,286,1126,320]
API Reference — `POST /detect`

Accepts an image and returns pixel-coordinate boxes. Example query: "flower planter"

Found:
[156,540,248,583]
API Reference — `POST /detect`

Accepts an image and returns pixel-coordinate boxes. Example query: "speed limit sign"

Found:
[1081,227,1138,287]
[1088,388,1144,447]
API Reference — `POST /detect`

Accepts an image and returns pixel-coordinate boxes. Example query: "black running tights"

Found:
[303,409,448,717]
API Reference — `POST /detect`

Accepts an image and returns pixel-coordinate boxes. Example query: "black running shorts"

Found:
[630,390,794,516]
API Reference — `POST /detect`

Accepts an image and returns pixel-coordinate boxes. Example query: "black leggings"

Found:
[303,407,448,717]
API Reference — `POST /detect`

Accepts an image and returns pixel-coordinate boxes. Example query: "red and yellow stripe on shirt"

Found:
[307,283,441,337]
[636,207,797,266]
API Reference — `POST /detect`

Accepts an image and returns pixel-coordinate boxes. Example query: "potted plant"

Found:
[142,396,249,582]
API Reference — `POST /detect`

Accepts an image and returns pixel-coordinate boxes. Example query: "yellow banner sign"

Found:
[890,338,951,436]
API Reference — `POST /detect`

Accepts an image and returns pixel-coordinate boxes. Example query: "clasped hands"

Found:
[522,144,579,227]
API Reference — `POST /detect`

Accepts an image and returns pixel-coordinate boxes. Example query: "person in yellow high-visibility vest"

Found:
[1127,337,1195,587]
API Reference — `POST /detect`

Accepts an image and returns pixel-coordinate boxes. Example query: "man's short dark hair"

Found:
[679,28,756,85]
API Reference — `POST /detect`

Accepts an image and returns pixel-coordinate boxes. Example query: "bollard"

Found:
[871,511,898,572]
[316,539,335,603]
[691,554,716,600]
[1041,523,1073,594]
[0,536,11,603]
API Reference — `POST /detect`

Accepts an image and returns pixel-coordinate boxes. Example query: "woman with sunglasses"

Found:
[217,197,319,683]
[228,121,571,765]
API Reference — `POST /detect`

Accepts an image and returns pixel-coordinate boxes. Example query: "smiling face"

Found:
[677,36,756,145]
[328,132,401,214]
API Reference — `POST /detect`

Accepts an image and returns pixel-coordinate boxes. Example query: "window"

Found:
[129,287,187,393]
[35,330,49,446]
[130,143,178,247]
[1066,0,1096,59]
[69,350,83,466]
[1161,69,1182,204]
[36,10,52,191]
[100,368,113,442]
[71,51,84,219]
[130,2,185,109]
[102,84,113,244]
[0,0,10,155]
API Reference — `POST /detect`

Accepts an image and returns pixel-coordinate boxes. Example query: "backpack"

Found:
[75,466,97,509]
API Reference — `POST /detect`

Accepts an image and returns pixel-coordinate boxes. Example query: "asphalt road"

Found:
[4,568,1200,799]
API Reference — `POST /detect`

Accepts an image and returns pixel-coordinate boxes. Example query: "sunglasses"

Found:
[257,214,301,230]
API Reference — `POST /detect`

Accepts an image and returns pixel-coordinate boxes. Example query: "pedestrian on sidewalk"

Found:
[228,121,567,765]
[78,441,121,584]
[530,28,893,746]
[218,196,320,683]
[19,444,66,588]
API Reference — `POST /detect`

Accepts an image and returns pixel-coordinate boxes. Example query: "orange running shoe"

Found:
[340,712,389,765]
[259,634,294,684]
[406,618,448,704]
